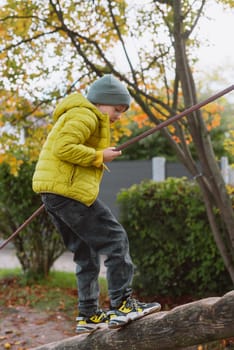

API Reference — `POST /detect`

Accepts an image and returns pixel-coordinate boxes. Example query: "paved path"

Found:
[0,246,107,278]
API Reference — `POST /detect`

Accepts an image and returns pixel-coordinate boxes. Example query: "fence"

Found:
[99,156,234,217]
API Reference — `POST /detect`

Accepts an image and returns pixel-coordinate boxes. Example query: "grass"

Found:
[0,268,108,318]
[0,268,77,288]
[0,267,22,278]
[0,268,107,292]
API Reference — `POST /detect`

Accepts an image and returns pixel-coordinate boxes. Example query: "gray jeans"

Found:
[41,193,134,316]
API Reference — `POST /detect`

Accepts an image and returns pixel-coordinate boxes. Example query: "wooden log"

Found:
[33,291,234,350]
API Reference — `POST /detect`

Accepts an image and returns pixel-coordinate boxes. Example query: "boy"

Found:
[32,74,161,333]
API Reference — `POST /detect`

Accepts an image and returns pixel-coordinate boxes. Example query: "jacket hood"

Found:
[53,93,102,122]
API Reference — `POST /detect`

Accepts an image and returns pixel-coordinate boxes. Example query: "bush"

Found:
[117,177,232,297]
[0,162,65,280]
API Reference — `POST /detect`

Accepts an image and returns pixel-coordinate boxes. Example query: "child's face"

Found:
[96,104,127,123]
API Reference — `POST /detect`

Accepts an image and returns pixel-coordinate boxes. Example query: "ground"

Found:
[0,275,78,350]
[0,276,233,350]
[1,304,234,350]
[0,306,75,349]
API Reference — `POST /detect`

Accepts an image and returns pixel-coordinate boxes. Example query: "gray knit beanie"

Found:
[87,74,131,108]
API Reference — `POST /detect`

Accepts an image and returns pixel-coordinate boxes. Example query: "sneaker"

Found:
[108,297,161,329]
[76,310,109,333]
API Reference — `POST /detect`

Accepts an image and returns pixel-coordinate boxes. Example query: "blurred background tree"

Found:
[0,0,233,283]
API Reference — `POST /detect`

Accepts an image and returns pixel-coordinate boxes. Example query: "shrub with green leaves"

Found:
[117,177,232,297]
[0,162,65,280]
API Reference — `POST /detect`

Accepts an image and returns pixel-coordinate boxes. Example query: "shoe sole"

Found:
[108,304,161,329]
[76,323,109,334]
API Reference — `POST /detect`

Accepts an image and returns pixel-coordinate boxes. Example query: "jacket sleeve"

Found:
[92,151,103,167]
[52,107,100,167]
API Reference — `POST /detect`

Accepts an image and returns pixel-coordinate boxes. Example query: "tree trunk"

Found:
[172,0,234,283]
[32,291,234,350]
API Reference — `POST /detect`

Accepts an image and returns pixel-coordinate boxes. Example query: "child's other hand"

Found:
[103,147,122,162]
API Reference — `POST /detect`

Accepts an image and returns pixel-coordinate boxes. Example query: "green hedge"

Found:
[117,177,232,297]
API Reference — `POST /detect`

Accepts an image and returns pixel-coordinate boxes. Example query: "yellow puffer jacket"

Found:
[32,93,110,206]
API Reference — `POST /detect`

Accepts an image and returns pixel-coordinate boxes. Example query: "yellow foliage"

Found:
[172,135,181,143]
[226,185,234,196]
[132,113,151,128]
[224,132,234,157]
[202,103,222,131]
[168,124,175,133]
[23,124,52,161]
[111,119,132,145]
[0,153,23,176]
[0,0,229,165]
[0,88,52,174]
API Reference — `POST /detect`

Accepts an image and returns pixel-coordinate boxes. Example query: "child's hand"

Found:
[103,147,122,162]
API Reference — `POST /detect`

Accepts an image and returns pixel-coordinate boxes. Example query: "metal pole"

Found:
[0,84,233,250]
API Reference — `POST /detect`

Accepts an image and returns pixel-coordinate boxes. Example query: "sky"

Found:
[192,1,234,97]
[195,2,233,74]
